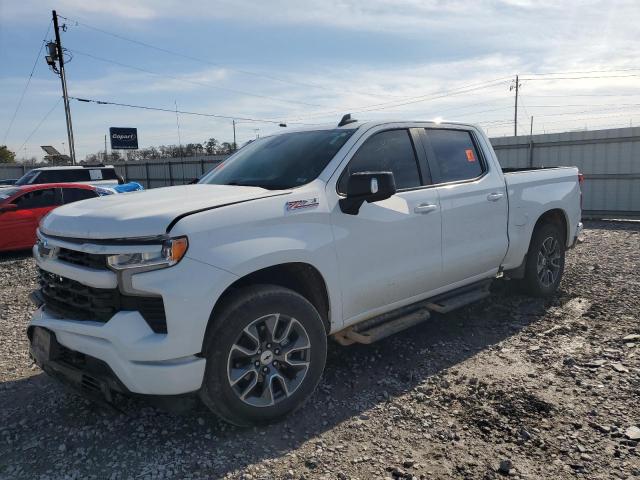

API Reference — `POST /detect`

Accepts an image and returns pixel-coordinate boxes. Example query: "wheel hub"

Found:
[259,350,274,365]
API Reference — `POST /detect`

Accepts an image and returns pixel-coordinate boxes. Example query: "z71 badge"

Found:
[286,198,319,211]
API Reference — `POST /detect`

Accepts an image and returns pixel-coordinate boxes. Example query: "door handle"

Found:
[414,203,438,214]
[487,192,504,202]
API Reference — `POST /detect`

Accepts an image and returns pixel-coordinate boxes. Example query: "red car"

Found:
[0,183,101,252]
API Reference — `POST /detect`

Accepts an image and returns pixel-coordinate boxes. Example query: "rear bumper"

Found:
[570,221,584,249]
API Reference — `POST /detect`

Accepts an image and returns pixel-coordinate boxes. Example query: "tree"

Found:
[219,142,234,154]
[204,138,219,154]
[0,145,16,164]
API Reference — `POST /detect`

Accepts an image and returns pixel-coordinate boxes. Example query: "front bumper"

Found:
[29,238,239,396]
[29,307,206,395]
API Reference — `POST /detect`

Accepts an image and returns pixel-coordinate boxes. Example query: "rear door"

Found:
[330,127,443,323]
[423,127,508,286]
[60,186,99,204]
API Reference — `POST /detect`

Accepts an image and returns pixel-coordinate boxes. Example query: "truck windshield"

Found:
[15,170,39,186]
[200,129,356,190]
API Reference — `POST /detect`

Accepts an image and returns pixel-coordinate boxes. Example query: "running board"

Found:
[334,308,431,345]
[425,283,491,313]
[333,280,493,345]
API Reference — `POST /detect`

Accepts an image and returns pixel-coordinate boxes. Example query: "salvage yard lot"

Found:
[0,221,638,479]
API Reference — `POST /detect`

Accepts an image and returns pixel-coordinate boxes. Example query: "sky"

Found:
[1,0,639,161]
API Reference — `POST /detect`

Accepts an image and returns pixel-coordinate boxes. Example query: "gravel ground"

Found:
[0,220,639,480]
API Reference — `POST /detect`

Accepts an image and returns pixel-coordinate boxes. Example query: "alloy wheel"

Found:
[227,313,311,407]
[536,236,561,288]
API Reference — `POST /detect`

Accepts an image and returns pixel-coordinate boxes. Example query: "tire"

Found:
[199,285,327,426]
[520,222,566,297]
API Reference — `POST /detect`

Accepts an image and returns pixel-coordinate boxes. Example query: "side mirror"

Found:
[0,203,18,213]
[339,171,396,215]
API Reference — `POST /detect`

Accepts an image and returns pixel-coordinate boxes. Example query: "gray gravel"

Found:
[1,221,639,479]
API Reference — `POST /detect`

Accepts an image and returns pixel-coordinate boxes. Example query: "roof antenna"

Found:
[338,113,357,127]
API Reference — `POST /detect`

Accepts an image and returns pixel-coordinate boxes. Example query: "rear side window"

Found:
[62,188,98,204]
[426,129,484,183]
[99,169,118,180]
[339,129,421,193]
[37,169,90,183]
[14,189,59,209]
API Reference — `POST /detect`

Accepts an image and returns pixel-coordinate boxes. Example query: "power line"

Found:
[58,14,411,101]
[521,73,640,81]
[522,67,640,76]
[2,21,52,144]
[17,97,63,154]
[289,77,512,121]
[525,93,640,98]
[69,96,320,125]
[69,48,328,108]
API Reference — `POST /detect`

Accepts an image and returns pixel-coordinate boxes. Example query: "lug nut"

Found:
[254,361,260,367]
[266,343,271,348]
[273,361,278,367]
[274,349,280,355]
[257,349,262,354]
[262,367,268,373]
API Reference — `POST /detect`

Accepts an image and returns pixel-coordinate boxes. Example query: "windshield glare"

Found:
[15,170,39,186]
[0,188,19,201]
[200,129,355,190]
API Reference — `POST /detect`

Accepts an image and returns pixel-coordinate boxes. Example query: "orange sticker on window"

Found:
[465,149,476,162]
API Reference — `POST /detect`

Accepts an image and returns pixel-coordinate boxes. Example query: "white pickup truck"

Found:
[28,117,583,426]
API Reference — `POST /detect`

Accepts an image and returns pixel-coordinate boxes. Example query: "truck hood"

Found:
[41,184,288,239]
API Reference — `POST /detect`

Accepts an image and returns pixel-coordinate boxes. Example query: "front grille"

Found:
[57,248,108,270]
[38,268,167,333]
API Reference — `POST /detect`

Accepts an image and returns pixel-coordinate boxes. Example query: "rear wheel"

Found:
[199,285,327,426]
[520,223,565,297]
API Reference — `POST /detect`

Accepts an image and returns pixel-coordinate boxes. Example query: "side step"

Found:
[425,282,491,313]
[334,307,431,346]
[333,280,492,345]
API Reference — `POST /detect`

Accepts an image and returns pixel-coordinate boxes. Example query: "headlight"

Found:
[107,236,189,270]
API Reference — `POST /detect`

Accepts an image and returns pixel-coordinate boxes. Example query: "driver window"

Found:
[338,129,421,193]
[14,189,58,209]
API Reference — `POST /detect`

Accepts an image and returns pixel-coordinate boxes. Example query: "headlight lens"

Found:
[107,236,188,270]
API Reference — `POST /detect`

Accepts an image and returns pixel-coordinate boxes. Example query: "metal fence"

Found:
[112,156,230,189]
[0,155,230,189]
[490,127,640,218]
[2,127,639,217]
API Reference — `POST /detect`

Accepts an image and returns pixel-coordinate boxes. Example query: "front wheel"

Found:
[199,285,327,426]
[520,222,566,297]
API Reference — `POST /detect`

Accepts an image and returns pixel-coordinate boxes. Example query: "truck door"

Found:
[423,127,509,286]
[330,127,443,324]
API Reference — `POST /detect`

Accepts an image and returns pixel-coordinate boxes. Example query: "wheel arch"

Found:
[201,262,331,354]
[506,208,569,279]
[532,208,568,245]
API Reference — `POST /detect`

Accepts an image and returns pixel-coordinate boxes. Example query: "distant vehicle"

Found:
[28,118,582,426]
[14,165,124,187]
[0,179,17,186]
[0,183,107,252]
[95,182,145,195]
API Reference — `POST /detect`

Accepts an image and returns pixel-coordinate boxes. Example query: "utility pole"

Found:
[530,116,534,136]
[232,120,237,151]
[51,10,76,164]
[104,134,108,162]
[174,100,183,161]
[510,74,521,137]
